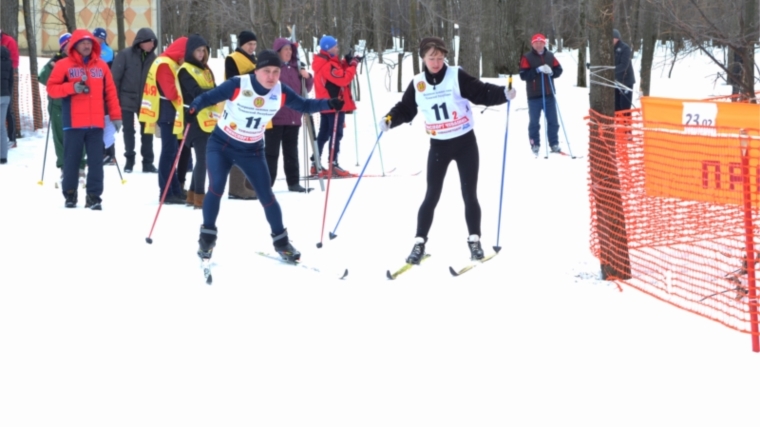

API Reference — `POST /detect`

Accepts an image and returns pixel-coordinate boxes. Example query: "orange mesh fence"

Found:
[588,97,760,341]
[15,73,49,133]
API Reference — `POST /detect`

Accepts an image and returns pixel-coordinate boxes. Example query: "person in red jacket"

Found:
[311,35,358,177]
[46,29,123,210]
[0,29,19,145]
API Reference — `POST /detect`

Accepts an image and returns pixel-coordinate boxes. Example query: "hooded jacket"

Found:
[614,38,635,90]
[0,46,12,96]
[178,35,215,113]
[154,37,187,122]
[0,32,19,69]
[312,49,356,113]
[270,37,314,126]
[45,29,122,129]
[111,27,157,112]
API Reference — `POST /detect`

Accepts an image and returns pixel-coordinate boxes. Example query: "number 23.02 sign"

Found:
[682,102,717,135]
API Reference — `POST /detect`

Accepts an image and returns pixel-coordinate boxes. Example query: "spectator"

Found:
[519,33,563,156]
[93,27,118,165]
[138,37,187,205]
[111,27,158,173]
[223,30,259,200]
[178,34,217,208]
[265,37,314,192]
[0,29,19,146]
[0,45,11,163]
[613,29,635,111]
[46,29,123,210]
[311,35,358,177]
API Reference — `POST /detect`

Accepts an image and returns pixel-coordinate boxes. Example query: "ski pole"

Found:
[329,130,385,240]
[302,78,325,191]
[541,75,550,159]
[146,124,191,244]
[494,76,512,253]
[363,55,386,176]
[37,119,52,186]
[113,154,127,184]
[547,77,576,158]
[352,76,359,166]
[316,111,341,248]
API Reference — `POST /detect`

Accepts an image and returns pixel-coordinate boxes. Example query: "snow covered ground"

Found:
[1,43,758,426]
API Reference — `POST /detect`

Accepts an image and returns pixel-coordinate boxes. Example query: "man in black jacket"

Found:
[613,29,635,111]
[519,33,563,156]
[111,27,158,173]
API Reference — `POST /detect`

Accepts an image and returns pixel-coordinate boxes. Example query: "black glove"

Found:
[328,98,344,111]
[344,49,354,63]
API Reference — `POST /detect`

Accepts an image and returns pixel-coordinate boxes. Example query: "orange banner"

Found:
[640,97,760,206]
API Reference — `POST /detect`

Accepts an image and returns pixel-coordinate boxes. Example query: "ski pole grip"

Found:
[508,75,512,90]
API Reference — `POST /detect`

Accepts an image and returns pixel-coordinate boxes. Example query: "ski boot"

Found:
[85,194,102,210]
[331,161,352,177]
[467,234,485,261]
[197,225,217,260]
[272,229,301,262]
[550,145,561,153]
[406,237,426,265]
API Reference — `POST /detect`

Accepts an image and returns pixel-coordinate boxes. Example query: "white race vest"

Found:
[216,75,282,143]
[413,66,474,140]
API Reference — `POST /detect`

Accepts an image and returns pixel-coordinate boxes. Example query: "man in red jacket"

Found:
[46,29,123,210]
[311,35,358,177]
[0,29,19,145]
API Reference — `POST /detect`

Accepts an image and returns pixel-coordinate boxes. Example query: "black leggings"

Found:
[187,124,210,195]
[416,131,481,239]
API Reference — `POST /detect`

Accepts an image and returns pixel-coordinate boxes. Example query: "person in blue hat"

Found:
[93,27,118,165]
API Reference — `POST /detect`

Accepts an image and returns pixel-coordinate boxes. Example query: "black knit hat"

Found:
[256,50,282,69]
[419,37,448,57]
[238,30,257,46]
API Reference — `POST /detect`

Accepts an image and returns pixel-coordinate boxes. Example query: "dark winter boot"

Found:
[406,237,426,265]
[550,145,561,153]
[272,229,300,262]
[64,190,78,208]
[467,235,485,261]
[124,157,135,173]
[85,194,102,210]
[198,225,217,260]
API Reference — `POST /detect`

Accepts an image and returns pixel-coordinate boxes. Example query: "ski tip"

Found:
[448,266,459,277]
[386,270,394,280]
[316,242,323,248]
[37,180,43,186]
[121,179,128,184]
[493,246,502,253]
[329,232,337,240]
[145,237,153,244]
[340,269,348,280]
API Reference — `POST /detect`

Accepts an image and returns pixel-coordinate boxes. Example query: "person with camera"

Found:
[46,29,122,210]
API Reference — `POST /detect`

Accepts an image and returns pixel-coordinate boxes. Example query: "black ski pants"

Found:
[416,130,481,239]
[265,125,302,186]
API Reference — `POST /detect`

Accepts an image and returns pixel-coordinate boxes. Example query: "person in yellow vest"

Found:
[179,34,217,209]
[139,37,187,205]
[224,30,258,200]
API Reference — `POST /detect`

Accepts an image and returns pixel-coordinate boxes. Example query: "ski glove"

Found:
[112,120,123,133]
[536,64,553,75]
[74,80,88,94]
[379,116,392,132]
[504,87,517,101]
[328,98,345,111]
[344,49,355,63]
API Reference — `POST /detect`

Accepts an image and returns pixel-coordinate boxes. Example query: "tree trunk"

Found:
[629,0,642,52]
[373,0,384,63]
[740,0,758,102]
[577,0,588,88]
[458,1,482,76]
[115,0,126,51]
[1,0,19,38]
[61,0,77,33]
[22,0,43,130]
[410,0,420,75]
[639,0,657,96]
[588,0,632,280]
